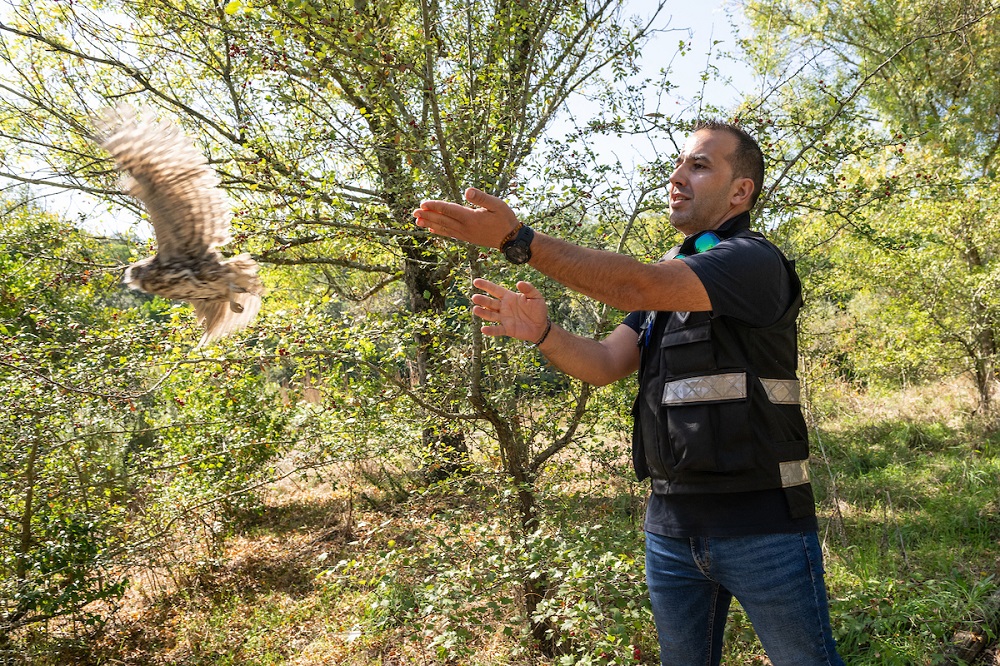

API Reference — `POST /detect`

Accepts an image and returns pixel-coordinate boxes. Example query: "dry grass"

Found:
[64,463,541,666]
[806,375,982,430]
[79,482,355,665]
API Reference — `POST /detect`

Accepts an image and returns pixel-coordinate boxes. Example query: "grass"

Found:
[807,380,1000,665]
[13,379,1000,665]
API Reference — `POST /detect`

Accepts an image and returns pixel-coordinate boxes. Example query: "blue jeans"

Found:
[645,531,844,666]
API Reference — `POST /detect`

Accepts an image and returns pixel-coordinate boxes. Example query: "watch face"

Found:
[504,241,531,264]
[503,226,534,264]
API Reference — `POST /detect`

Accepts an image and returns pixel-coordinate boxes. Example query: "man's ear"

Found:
[730,177,755,208]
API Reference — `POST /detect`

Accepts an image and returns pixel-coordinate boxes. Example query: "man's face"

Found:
[668,129,749,236]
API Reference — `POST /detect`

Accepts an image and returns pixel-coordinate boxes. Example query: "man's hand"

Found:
[414,187,520,249]
[474,277,642,386]
[471,278,548,343]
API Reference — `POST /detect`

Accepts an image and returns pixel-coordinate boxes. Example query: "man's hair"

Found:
[693,119,765,209]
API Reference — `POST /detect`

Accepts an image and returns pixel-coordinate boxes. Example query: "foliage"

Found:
[793,159,1000,397]
[12,379,1000,664]
[0,0,678,522]
[739,0,1000,409]
[807,381,1000,664]
[828,573,997,665]
[0,0,679,647]
[318,501,653,664]
[0,197,292,643]
[4,0,1000,661]
[0,198,139,636]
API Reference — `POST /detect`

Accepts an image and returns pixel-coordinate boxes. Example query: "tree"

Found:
[0,197,129,638]
[0,193,292,651]
[0,0,677,651]
[738,0,1000,410]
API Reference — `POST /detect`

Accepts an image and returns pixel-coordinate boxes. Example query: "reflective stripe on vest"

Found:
[780,459,810,487]
[661,372,746,405]
[760,378,800,404]
[661,372,801,406]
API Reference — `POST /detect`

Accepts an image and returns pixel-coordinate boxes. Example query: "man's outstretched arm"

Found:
[414,187,711,314]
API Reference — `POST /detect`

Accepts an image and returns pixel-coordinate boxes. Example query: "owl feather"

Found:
[96,106,263,346]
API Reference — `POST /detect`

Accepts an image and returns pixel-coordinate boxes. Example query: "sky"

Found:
[628,0,750,107]
[537,0,751,195]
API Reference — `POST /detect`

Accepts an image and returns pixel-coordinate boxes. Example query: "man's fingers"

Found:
[412,210,440,234]
[413,200,477,234]
[412,207,452,232]
[419,189,503,216]
[474,278,539,299]
[480,323,506,338]
[472,305,499,322]
[465,187,503,211]
[416,199,467,216]
[472,277,507,299]
[471,295,500,314]
[515,281,541,299]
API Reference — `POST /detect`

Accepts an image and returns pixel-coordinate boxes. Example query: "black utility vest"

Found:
[632,220,814,517]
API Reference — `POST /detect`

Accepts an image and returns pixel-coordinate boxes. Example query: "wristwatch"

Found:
[502,225,534,264]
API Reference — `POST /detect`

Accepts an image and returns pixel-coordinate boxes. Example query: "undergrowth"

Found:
[10,381,1000,665]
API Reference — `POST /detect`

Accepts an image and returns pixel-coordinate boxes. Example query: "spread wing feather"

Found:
[96,106,231,261]
[192,290,262,346]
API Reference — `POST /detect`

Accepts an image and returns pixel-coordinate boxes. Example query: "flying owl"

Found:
[96,107,263,346]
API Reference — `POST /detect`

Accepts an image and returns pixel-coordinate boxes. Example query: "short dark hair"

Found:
[693,119,765,209]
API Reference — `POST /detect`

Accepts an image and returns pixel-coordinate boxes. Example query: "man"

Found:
[413,120,844,665]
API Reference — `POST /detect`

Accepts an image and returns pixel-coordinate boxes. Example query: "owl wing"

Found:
[96,106,231,260]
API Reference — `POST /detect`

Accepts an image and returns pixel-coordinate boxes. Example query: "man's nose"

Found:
[669,164,685,186]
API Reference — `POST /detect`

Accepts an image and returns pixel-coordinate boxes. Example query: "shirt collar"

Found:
[712,211,752,238]
[675,212,752,257]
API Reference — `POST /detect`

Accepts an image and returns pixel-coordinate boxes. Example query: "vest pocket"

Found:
[656,320,755,473]
[660,319,714,375]
[664,399,755,472]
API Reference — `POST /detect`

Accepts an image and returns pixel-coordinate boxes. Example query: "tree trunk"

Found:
[960,221,997,413]
[973,349,995,414]
[399,236,472,479]
[3,436,39,635]
[493,423,560,654]
[16,436,38,585]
